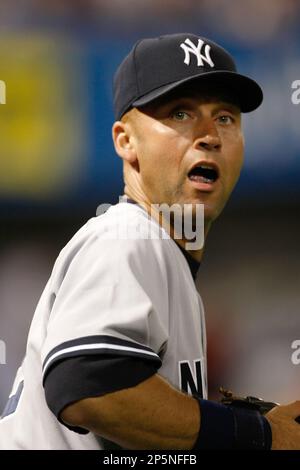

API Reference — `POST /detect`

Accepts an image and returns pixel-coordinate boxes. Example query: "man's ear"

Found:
[112,121,137,163]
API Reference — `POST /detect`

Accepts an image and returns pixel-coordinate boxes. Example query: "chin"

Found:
[202,203,223,224]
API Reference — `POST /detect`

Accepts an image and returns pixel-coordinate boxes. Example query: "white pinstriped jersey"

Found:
[0,199,207,449]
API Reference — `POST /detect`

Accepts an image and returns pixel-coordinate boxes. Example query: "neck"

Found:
[123,189,211,262]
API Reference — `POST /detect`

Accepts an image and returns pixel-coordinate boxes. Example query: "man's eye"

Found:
[172,110,190,121]
[218,115,234,124]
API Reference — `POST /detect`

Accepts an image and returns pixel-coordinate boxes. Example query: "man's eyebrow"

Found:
[156,97,208,113]
[159,97,241,114]
[143,94,241,116]
[211,101,241,113]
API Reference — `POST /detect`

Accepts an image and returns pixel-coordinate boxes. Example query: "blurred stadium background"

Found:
[0,0,299,412]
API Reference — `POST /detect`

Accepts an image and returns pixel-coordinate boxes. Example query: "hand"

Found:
[265,401,300,450]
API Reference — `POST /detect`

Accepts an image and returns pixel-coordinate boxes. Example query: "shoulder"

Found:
[53,202,176,282]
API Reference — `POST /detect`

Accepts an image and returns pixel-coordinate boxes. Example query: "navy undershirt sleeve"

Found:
[44,355,159,434]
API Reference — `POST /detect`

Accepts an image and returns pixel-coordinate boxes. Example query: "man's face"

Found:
[119,85,244,224]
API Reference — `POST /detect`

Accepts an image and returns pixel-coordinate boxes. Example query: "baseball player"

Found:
[1,33,300,450]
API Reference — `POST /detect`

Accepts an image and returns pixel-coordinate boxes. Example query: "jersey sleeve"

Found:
[42,221,170,431]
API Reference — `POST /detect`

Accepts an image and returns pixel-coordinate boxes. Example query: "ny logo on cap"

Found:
[180,38,214,68]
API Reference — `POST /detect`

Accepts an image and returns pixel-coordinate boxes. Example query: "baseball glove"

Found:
[219,387,300,423]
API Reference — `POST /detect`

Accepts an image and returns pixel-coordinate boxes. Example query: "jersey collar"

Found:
[175,243,200,280]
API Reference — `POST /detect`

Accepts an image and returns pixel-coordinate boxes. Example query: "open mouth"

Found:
[188,164,219,184]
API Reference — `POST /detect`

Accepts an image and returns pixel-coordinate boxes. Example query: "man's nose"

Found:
[194,123,221,152]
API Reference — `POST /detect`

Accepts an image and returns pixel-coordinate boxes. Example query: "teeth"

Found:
[189,175,214,183]
[199,164,213,170]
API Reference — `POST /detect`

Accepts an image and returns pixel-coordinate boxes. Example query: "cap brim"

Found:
[132,71,263,113]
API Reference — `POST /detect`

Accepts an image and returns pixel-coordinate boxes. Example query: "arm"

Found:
[61,373,200,450]
[61,369,300,450]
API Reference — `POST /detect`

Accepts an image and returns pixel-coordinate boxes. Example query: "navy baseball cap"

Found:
[113,33,263,120]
